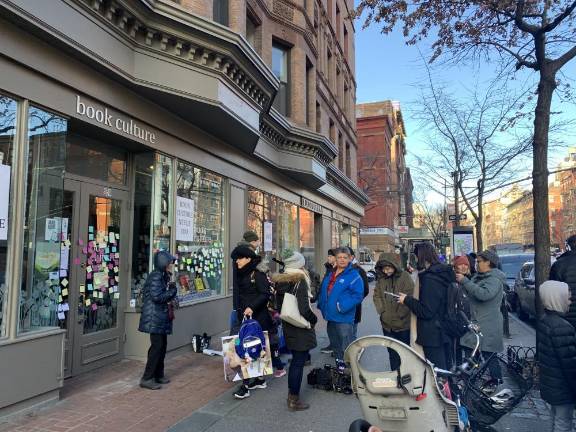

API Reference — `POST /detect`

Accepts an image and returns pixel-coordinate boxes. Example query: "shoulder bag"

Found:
[280,281,311,329]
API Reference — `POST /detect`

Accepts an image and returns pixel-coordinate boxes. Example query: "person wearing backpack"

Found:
[456,250,506,383]
[272,251,318,411]
[231,244,273,399]
[397,242,455,370]
[373,253,414,370]
[537,280,576,432]
[138,251,178,390]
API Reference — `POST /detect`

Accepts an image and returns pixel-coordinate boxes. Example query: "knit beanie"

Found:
[453,255,470,267]
[283,251,306,270]
[243,230,259,242]
[478,249,500,268]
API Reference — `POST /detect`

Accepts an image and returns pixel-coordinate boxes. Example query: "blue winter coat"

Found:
[317,264,364,324]
[138,251,177,335]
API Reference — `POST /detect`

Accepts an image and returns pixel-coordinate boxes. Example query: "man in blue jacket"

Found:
[317,247,365,361]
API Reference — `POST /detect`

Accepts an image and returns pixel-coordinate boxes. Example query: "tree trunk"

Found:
[476,195,484,251]
[532,70,555,320]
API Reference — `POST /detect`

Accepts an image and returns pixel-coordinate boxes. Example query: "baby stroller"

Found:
[346,324,532,431]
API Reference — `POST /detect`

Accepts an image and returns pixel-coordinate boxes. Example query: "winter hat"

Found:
[231,244,258,260]
[477,250,500,268]
[283,251,306,270]
[540,280,570,314]
[327,249,336,257]
[243,230,259,242]
[154,250,176,270]
[453,256,470,268]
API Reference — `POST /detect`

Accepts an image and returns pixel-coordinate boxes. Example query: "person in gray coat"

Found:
[456,249,506,382]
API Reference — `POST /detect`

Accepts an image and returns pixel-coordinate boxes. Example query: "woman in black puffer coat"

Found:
[272,251,317,412]
[138,251,177,390]
[537,280,576,432]
[230,245,273,400]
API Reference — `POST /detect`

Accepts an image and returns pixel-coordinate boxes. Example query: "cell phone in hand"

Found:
[383,291,400,299]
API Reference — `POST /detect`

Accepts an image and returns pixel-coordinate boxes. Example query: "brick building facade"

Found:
[356,101,414,255]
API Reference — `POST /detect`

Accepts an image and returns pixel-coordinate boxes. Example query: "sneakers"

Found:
[234,385,250,399]
[140,379,161,390]
[246,378,267,389]
[320,345,333,354]
[274,369,287,378]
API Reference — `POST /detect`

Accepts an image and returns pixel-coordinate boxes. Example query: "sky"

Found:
[353,11,576,204]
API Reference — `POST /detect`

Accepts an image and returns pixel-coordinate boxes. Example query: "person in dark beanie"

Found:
[138,250,178,390]
[550,234,576,329]
[456,249,506,383]
[230,244,273,400]
[230,231,262,335]
[537,280,576,432]
[347,247,370,340]
[271,251,317,411]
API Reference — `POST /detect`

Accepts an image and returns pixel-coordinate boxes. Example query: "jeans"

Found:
[271,343,285,370]
[142,333,168,381]
[288,350,309,395]
[352,323,358,340]
[327,321,354,361]
[551,404,575,432]
[382,329,410,370]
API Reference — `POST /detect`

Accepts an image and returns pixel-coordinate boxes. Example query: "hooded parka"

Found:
[373,254,414,332]
[138,251,177,335]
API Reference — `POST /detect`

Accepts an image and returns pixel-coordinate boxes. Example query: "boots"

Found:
[287,393,309,411]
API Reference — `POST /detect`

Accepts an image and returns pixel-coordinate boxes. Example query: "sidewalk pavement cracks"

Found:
[1,287,561,432]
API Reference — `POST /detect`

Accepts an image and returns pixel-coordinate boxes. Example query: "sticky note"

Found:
[65,239,71,247]
[115,276,119,281]
[49,271,59,280]
[91,303,98,311]
[60,269,67,277]
[114,266,119,273]
[112,246,117,253]
[88,226,94,233]
[116,233,120,239]
[114,292,120,299]
[61,279,69,287]
[86,266,92,273]
[87,284,93,291]
[99,291,104,299]
[85,299,91,306]
[86,272,92,280]
[80,284,85,293]
[58,295,63,303]
[62,288,68,296]
[88,233,94,241]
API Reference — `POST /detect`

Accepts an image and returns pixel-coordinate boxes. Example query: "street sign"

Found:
[397,225,409,234]
[449,214,467,221]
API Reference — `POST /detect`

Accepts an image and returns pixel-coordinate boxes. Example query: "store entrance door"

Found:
[62,179,129,377]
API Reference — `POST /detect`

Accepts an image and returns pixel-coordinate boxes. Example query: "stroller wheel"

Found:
[348,419,372,432]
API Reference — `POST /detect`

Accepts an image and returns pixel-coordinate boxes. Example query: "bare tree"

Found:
[412,74,532,251]
[354,0,576,317]
[413,199,446,248]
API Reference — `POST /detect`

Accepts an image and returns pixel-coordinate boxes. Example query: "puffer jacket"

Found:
[272,271,317,352]
[537,311,576,405]
[460,269,506,353]
[550,250,576,328]
[236,257,273,331]
[138,251,177,335]
[317,263,364,324]
[404,263,455,347]
[373,254,414,332]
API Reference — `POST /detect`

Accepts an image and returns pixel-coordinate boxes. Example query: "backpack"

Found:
[235,318,266,360]
[441,282,470,338]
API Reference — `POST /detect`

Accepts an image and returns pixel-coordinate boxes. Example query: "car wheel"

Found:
[517,301,529,321]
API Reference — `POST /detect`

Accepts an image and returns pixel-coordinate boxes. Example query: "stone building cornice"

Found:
[327,164,370,205]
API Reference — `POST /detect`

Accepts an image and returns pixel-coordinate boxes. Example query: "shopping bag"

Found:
[280,282,311,329]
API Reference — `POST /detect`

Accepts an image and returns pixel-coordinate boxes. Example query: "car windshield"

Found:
[500,255,533,278]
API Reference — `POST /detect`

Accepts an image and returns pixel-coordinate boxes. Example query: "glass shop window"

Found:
[131,153,173,306]
[175,161,225,303]
[331,220,341,248]
[278,200,298,258]
[351,226,359,251]
[0,94,17,337]
[19,106,67,333]
[299,208,315,272]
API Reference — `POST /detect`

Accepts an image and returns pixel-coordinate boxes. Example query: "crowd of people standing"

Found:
[134,230,576,430]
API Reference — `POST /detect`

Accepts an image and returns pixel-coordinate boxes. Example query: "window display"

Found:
[19,106,67,333]
[175,161,225,303]
[299,208,315,272]
[0,94,17,337]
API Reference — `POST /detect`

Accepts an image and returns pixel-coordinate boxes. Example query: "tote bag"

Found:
[280,281,311,329]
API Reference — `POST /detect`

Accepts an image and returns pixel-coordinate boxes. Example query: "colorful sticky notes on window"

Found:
[61,278,69,287]
[114,266,119,273]
[80,284,85,293]
[61,288,69,296]
[89,226,94,233]
[91,303,98,311]
[113,292,120,299]
[88,233,94,241]
[85,299,91,306]
[112,246,117,253]
[87,284,93,291]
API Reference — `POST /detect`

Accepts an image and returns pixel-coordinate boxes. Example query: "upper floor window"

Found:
[344,26,349,57]
[272,42,290,116]
[213,0,229,26]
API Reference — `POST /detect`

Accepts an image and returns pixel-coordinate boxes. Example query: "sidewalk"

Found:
[0,343,233,432]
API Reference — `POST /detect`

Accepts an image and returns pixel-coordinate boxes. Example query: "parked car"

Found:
[499,253,534,311]
[358,248,376,282]
[515,257,556,320]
